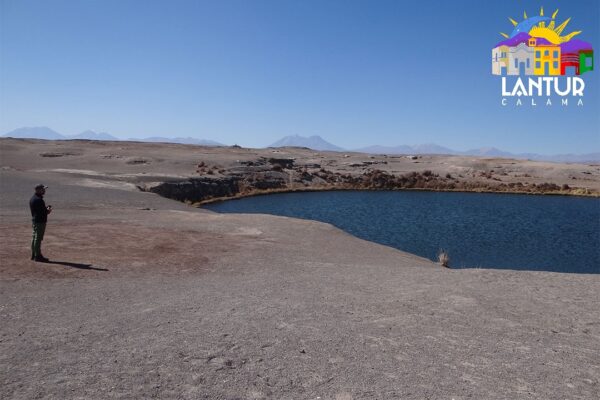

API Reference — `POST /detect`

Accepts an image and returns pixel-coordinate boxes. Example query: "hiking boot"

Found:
[34,256,49,262]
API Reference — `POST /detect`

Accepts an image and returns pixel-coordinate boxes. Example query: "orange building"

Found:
[529,38,561,75]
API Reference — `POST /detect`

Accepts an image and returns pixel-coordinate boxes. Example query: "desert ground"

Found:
[1,138,599,399]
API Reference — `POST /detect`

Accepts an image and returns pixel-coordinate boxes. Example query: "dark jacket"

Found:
[30,194,48,223]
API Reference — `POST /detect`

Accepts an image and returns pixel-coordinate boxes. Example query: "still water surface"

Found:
[205,191,600,274]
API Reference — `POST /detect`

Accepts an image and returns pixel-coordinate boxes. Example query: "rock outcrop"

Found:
[148,177,241,203]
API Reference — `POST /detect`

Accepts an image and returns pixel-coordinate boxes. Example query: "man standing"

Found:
[30,184,52,262]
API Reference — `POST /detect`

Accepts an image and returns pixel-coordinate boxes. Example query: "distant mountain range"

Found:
[354,143,600,164]
[2,127,120,141]
[269,135,600,163]
[269,134,344,151]
[128,136,224,146]
[3,128,598,163]
[70,130,120,140]
[3,126,71,140]
[356,143,455,155]
[1,127,223,146]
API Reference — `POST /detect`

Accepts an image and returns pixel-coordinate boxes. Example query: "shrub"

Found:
[437,249,450,268]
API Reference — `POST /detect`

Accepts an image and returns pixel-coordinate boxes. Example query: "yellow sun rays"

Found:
[500,7,582,44]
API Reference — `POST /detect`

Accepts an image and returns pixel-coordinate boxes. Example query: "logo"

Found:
[492,7,594,106]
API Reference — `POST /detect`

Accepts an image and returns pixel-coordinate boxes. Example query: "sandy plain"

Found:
[0,138,599,399]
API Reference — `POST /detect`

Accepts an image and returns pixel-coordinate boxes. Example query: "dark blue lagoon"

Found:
[205,191,600,274]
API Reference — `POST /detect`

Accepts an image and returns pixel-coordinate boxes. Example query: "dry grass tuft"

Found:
[437,249,450,268]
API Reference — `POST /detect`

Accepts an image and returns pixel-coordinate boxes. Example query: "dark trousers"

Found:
[31,222,46,258]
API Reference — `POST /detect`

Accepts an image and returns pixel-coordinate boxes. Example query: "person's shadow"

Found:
[46,260,109,271]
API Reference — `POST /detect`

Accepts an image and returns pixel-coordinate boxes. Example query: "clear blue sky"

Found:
[1,0,599,153]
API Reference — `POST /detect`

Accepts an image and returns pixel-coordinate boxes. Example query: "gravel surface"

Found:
[1,139,599,399]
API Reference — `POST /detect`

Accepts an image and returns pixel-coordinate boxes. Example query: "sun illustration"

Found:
[500,7,581,44]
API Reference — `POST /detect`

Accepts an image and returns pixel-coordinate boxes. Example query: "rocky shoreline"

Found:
[3,138,598,205]
[144,155,598,206]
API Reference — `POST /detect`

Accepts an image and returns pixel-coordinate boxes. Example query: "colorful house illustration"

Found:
[492,42,534,75]
[579,50,594,74]
[508,43,534,75]
[531,38,561,75]
[492,35,594,76]
[491,46,509,75]
[560,42,594,75]
[492,9,594,76]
